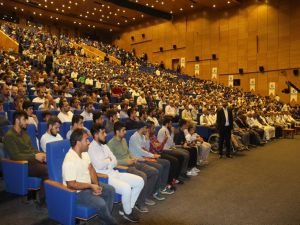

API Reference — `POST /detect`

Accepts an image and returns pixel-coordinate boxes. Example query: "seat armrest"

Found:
[97,173,108,184]
[1,159,28,164]
[115,165,128,172]
[45,180,76,192]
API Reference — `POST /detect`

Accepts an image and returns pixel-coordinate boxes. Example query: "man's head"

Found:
[85,101,93,113]
[90,124,107,144]
[59,99,70,113]
[71,115,84,129]
[47,116,61,137]
[22,100,34,116]
[13,110,28,129]
[106,109,117,123]
[93,111,103,125]
[113,121,126,139]
[127,108,136,120]
[136,122,147,135]
[162,116,173,128]
[179,119,188,130]
[70,128,90,152]
[146,120,155,135]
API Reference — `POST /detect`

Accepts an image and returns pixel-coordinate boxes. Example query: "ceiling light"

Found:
[73,21,76,24]
[51,1,53,4]
[39,13,42,16]
[133,17,135,20]
[93,25,95,28]
[227,1,231,3]
[180,8,183,11]
[62,4,65,7]
[191,5,194,8]
[14,6,17,10]
[33,11,36,15]
[99,18,102,21]
[56,17,58,20]
[110,29,113,32]
[213,4,216,7]
[21,8,24,11]
[75,2,78,5]
[68,6,71,9]
[45,5,47,8]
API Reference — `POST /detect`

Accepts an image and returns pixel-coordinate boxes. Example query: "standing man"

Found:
[216,100,233,158]
[62,128,117,225]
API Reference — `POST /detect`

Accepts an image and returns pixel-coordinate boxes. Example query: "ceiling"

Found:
[0,0,243,34]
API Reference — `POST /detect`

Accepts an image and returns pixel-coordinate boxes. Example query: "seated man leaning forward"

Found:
[62,128,117,225]
[88,124,144,223]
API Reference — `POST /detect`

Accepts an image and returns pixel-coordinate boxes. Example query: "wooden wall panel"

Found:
[114,0,300,103]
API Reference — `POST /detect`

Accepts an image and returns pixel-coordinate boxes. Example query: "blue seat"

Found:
[35,110,44,122]
[60,122,72,139]
[83,120,93,130]
[119,118,128,124]
[1,159,42,195]
[45,140,97,225]
[106,132,114,142]
[26,124,39,150]
[172,123,179,128]
[38,122,48,140]
[155,126,162,136]
[74,109,83,115]
[33,103,42,110]
[195,125,213,141]
[125,129,136,144]
[0,111,6,118]
[7,110,15,123]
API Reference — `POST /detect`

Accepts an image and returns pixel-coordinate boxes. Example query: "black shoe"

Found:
[226,155,233,158]
[119,210,139,223]
[219,155,224,159]
[179,174,190,180]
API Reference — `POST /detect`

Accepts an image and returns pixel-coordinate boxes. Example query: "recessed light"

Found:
[227,1,231,3]
[213,4,216,7]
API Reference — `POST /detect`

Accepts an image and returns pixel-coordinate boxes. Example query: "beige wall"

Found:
[114,0,300,103]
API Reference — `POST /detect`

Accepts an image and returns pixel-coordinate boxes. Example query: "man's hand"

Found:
[126,158,136,165]
[35,153,46,162]
[90,184,102,196]
[153,154,160,158]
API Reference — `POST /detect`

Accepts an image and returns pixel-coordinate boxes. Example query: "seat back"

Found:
[46,140,70,183]
[38,122,48,140]
[2,159,29,195]
[125,129,136,144]
[26,124,38,150]
[61,122,72,139]
[83,120,93,130]
[106,132,114,142]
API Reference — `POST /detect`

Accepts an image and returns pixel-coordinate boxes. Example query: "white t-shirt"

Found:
[62,149,91,191]
[58,111,74,123]
[80,110,93,121]
[40,132,63,152]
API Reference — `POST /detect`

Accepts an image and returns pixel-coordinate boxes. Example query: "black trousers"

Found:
[28,159,48,200]
[160,153,180,182]
[218,126,232,156]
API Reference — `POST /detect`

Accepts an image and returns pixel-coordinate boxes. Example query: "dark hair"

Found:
[85,101,93,109]
[127,108,135,117]
[113,121,126,134]
[106,109,116,120]
[42,110,52,121]
[70,128,87,148]
[58,98,67,108]
[162,116,173,125]
[146,120,155,128]
[47,116,61,128]
[71,114,83,126]
[93,111,103,123]
[179,119,187,128]
[90,123,105,137]
[13,110,28,125]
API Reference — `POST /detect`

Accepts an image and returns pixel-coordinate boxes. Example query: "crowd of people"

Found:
[1,21,300,224]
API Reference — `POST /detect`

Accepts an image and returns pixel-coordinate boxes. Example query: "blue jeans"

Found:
[76,183,117,225]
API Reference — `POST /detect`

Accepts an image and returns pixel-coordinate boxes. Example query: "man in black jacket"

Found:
[216,100,233,158]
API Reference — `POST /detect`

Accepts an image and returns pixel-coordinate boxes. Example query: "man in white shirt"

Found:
[88,124,143,223]
[62,128,117,225]
[58,100,74,123]
[165,100,177,118]
[40,116,63,152]
[81,101,94,121]
[66,115,91,140]
[32,89,45,104]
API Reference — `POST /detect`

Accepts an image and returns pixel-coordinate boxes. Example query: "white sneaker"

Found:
[187,170,198,176]
[192,167,200,173]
